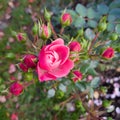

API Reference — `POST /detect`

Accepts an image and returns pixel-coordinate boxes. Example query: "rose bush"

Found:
[37,38,74,82]
[1,1,120,119]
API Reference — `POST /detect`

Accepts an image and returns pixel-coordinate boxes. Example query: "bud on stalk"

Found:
[41,23,51,40]
[61,13,72,27]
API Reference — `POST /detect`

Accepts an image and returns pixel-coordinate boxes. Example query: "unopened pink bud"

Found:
[41,24,51,39]
[61,13,72,26]
[72,70,82,82]
[16,33,26,42]
[19,63,28,72]
[10,82,23,96]
[23,54,37,68]
[69,41,81,52]
[102,47,114,59]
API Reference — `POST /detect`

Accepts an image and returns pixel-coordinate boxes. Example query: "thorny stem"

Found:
[33,35,38,45]
[60,27,64,34]
[88,32,100,54]
[23,80,34,88]
[50,21,58,39]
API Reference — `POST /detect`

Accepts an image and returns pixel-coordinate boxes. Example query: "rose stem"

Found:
[88,32,100,54]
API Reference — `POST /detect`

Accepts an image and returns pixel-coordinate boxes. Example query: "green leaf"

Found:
[47,89,55,98]
[75,82,86,92]
[59,84,66,92]
[87,68,98,76]
[109,8,120,17]
[5,52,15,59]
[87,20,97,28]
[75,4,87,17]
[97,4,109,15]
[89,88,94,98]
[115,24,120,33]
[74,16,85,28]
[109,1,120,9]
[90,77,100,88]
[108,15,116,22]
[89,61,98,68]
[87,8,97,19]
[107,23,115,32]
[85,28,95,40]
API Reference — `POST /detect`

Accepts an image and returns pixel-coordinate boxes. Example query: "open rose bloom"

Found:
[37,38,74,82]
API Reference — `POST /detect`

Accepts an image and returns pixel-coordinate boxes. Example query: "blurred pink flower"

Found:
[9,64,16,74]
[0,96,6,103]
[11,113,18,120]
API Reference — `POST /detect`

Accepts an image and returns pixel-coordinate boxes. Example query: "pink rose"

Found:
[102,47,114,59]
[10,82,23,96]
[72,70,82,82]
[61,13,72,26]
[69,41,81,52]
[37,38,74,82]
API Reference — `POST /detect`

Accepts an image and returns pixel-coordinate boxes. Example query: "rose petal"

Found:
[50,59,74,77]
[38,48,61,70]
[50,45,69,64]
[37,63,57,82]
[51,38,64,45]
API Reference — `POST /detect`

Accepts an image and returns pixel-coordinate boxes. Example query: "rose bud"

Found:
[72,70,82,82]
[23,54,37,68]
[41,24,51,40]
[9,82,23,96]
[44,8,51,22]
[69,41,81,52]
[18,63,28,72]
[16,33,26,42]
[61,13,72,27]
[10,113,18,120]
[102,47,114,59]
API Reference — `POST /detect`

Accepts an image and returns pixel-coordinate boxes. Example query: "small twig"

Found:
[88,32,100,54]
[60,27,64,34]
[50,21,57,39]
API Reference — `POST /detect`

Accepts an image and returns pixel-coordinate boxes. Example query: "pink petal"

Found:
[50,45,69,64]
[51,38,64,45]
[45,38,64,51]
[50,59,74,77]
[37,63,57,82]
[38,48,61,70]
[73,70,82,79]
